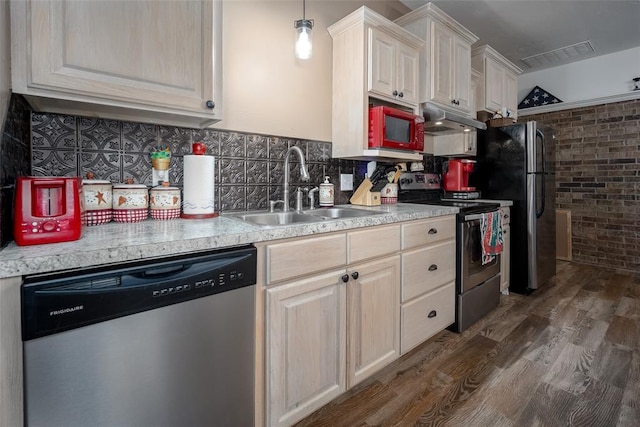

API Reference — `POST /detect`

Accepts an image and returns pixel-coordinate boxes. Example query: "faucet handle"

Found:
[295,187,306,211]
[269,200,284,212]
[308,187,319,210]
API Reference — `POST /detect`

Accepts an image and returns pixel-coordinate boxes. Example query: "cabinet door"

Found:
[504,70,518,119]
[347,256,400,387]
[266,270,347,427]
[368,28,396,100]
[13,0,219,117]
[430,20,454,106]
[452,37,472,113]
[396,42,420,106]
[484,57,504,113]
[464,131,477,155]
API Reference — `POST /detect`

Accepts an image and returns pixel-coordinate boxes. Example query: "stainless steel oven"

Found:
[456,209,501,332]
[460,211,501,292]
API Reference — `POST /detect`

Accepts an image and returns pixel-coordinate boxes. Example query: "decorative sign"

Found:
[518,86,562,109]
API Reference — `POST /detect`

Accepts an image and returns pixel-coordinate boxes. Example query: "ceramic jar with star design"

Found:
[82,173,113,226]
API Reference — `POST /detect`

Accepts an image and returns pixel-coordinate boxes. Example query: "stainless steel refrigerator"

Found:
[470,121,556,294]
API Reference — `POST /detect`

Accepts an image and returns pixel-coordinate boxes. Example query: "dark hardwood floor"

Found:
[296,261,640,426]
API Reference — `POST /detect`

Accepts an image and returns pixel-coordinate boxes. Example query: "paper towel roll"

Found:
[182,154,217,218]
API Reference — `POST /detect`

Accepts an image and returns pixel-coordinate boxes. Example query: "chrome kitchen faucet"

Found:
[271,146,310,212]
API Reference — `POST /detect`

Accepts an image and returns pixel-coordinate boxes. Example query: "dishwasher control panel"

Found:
[22,246,257,340]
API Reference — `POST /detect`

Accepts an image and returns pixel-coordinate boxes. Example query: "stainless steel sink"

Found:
[302,207,380,219]
[225,211,322,226]
[224,207,383,227]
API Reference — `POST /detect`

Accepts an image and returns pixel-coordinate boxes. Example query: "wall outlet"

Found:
[340,174,353,191]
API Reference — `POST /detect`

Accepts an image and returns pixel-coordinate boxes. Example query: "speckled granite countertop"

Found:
[0,203,458,279]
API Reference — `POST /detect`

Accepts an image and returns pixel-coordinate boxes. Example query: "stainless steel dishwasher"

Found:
[21,245,256,427]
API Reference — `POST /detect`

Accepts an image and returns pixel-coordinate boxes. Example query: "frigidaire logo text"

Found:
[50,305,84,316]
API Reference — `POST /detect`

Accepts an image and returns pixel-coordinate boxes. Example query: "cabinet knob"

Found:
[341,274,349,283]
[205,100,215,109]
[428,228,438,234]
[398,92,404,98]
[351,272,359,280]
[427,310,437,318]
[392,90,398,96]
[428,264,438,272]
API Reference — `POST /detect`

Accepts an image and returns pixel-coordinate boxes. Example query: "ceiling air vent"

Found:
[520,40,595,69]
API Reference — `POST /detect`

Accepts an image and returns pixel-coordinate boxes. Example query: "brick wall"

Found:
[524,98,640,275]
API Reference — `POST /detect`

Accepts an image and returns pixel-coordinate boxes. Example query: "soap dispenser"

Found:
[319,176,334,207]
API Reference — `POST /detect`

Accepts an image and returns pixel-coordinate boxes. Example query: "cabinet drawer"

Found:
[401,216,455,249]
[401,240,455,302]
[266,234,347,284]
[347,224,400,264]
[401,282,455,354]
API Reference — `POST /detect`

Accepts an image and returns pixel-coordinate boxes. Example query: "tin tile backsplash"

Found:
[30,113,365,211]
[0,94,31,247]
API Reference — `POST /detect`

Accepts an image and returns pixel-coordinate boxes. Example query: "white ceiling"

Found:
[399,0,640,74]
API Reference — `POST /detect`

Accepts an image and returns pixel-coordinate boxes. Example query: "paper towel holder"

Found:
[181,142,219,219]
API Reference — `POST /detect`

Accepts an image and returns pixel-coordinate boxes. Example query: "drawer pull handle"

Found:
[503,214,509,219]
[341,274,349,283]
[427,310,437,318]
[351,272,359,280]
[428,264,438,272]
[428,228,438,234]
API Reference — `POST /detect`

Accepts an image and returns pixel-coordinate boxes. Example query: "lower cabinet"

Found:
[400,216,456,354]
[261,217,455,426]
[266,270,347,427]
[401,282,455,352]
[347,256,400,387]
[265,256,400,427]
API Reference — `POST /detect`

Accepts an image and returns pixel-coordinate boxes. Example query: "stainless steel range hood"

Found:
[422,102,486,135]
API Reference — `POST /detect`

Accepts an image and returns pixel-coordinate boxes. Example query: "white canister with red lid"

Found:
[112,180,148,223]
[150,184,181,220]
[82,172,113,226]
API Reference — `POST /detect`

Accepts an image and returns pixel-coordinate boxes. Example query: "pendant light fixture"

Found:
[294,0,313,59]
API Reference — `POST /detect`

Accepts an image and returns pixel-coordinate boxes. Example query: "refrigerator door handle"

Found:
[536,128,546,218]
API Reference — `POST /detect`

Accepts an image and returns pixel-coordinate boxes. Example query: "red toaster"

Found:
[14,177,84,246]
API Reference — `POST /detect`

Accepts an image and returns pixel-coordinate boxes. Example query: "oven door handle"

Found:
[464,211,499,222]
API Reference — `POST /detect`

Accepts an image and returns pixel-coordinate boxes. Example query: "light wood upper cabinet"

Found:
[396,41,421,106]
[369,28,419,106]
[395,2,478,115]
[10,0,222,128]
[472,45,522,120]
[328,7,424,161]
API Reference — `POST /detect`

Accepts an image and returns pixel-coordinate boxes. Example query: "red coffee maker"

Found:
[443,159,476,192]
